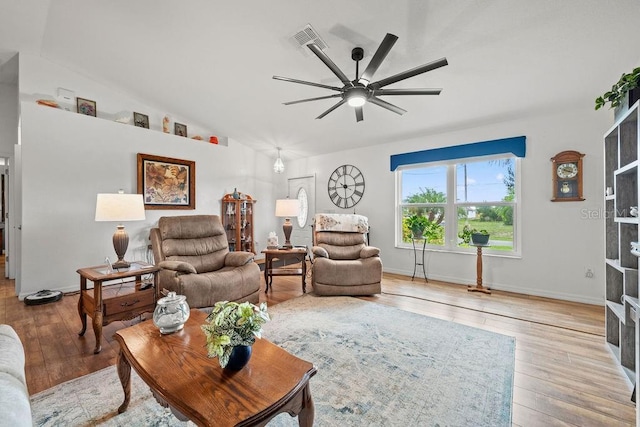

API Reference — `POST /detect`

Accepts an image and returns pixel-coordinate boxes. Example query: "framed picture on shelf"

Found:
[133,112,149,129]
[76,97,96,117]
[137,153,196,210]
[174,122,187,137]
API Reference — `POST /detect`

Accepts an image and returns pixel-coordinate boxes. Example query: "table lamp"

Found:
[275,199,299,249]
[95,191,145,269]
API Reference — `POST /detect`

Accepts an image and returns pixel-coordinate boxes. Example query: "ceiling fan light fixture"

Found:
[347,95,366,107]
[274,32,447,122]
[346,87,368,107]
[274,147,285,174]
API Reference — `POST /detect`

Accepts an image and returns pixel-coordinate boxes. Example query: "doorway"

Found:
[287,175,316,249]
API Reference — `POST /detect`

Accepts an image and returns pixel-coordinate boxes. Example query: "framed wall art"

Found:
[76,97,96,117]
[137,153,195,210]
[133,112,149,129]
[174,122,187,137]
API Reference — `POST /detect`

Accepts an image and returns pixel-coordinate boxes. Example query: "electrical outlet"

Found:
[585,268,594,278]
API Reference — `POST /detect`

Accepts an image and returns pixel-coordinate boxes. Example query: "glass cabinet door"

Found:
[240,200,253,252]
[221,193,255,254]
[222,200,236,251]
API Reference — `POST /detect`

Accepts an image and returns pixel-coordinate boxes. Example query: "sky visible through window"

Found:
[402,160,510,202]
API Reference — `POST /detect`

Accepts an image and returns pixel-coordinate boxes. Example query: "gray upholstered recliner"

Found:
[311,213,382,296]
[150,215,260,308]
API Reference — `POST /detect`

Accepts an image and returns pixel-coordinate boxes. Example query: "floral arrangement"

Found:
[201,301,270,368]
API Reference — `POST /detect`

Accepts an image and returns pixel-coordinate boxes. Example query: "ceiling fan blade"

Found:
[307,44,352,86]
[355,106,364,122]
[316,99,348,119]
[284,94,343,105]
[374,88,442,96]
[368,96,407,115]
[369,57,448,89]
[359,33,398,85]
[273,75,342,91]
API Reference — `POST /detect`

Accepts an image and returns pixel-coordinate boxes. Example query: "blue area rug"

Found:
[31,294,514,426]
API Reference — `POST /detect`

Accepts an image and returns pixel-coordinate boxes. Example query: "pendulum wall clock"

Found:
[550,150,585,202]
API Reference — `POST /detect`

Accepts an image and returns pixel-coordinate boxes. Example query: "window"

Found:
[397,155,518,254]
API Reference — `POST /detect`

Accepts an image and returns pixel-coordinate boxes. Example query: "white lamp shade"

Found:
[275,199,299,217]
[95,193,146,222]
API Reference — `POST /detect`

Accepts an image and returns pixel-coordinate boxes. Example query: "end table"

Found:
[261,247,308,293]
[77,261,160,354]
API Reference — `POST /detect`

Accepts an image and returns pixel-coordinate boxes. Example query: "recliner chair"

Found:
[311,213,382,296]
[150,215,260,308]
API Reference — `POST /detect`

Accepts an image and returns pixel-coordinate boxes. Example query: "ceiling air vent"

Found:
[292,24,328,51]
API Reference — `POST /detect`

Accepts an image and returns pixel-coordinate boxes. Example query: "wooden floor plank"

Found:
[0,262,634,425]
[514,374,635,422]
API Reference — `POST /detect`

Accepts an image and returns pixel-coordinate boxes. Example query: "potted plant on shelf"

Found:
[406,214,429,239]
[458,224,490,245]
[201,300,270,370]
[595,67,640,113]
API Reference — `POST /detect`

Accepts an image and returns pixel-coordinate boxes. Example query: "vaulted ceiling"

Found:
[1,0,639,161]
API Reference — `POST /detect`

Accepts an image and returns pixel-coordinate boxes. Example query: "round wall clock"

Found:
[296,187,308,227]
[551,150,585,202]
[328,164,365,209]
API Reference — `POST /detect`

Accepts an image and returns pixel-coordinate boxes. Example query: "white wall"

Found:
[13,53,614,304]
[0,53,19,284]
[288,107,611,305]
[0,86,18,154]
[17,54,281,297]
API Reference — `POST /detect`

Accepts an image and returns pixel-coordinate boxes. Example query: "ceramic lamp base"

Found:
[112,225,130,269]
[282,219,293,248]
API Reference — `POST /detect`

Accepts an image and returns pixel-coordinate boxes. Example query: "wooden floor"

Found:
[0,262,635,426]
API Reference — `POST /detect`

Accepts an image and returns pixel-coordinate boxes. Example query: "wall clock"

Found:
[328,164,365,209]
[551,150,585,202]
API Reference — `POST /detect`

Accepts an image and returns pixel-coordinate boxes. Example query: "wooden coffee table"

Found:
[114,310,317,426]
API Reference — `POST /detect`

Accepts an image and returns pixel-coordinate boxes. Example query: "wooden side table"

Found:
[77,261,160,354]
[468,244,491,294]
[261,247,308,293]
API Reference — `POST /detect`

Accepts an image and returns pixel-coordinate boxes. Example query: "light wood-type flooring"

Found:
[0,261,635,426]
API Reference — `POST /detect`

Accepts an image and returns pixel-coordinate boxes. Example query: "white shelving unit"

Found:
[604,102,639,396]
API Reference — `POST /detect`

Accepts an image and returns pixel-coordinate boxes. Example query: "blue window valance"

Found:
[390,135,526,171]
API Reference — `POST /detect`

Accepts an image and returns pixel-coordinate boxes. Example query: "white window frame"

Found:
[396,154,522,257]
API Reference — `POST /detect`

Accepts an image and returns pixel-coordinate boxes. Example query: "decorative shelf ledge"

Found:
[615,217,639,224]
[25,94,229,146]
[615,160,639,176]
[606,300,625,323]
[606,258,638,272]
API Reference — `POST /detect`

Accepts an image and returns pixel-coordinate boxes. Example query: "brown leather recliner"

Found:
[150,215,260,308]
[311,214,382,296]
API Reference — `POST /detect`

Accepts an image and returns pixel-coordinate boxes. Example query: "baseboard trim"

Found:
[382,268,603,306]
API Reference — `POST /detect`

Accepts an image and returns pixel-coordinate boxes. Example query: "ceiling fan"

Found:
[273,33,448,122]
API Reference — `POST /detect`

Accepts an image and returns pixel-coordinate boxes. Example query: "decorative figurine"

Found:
[162,115,170,133]
[267,232,278,249]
